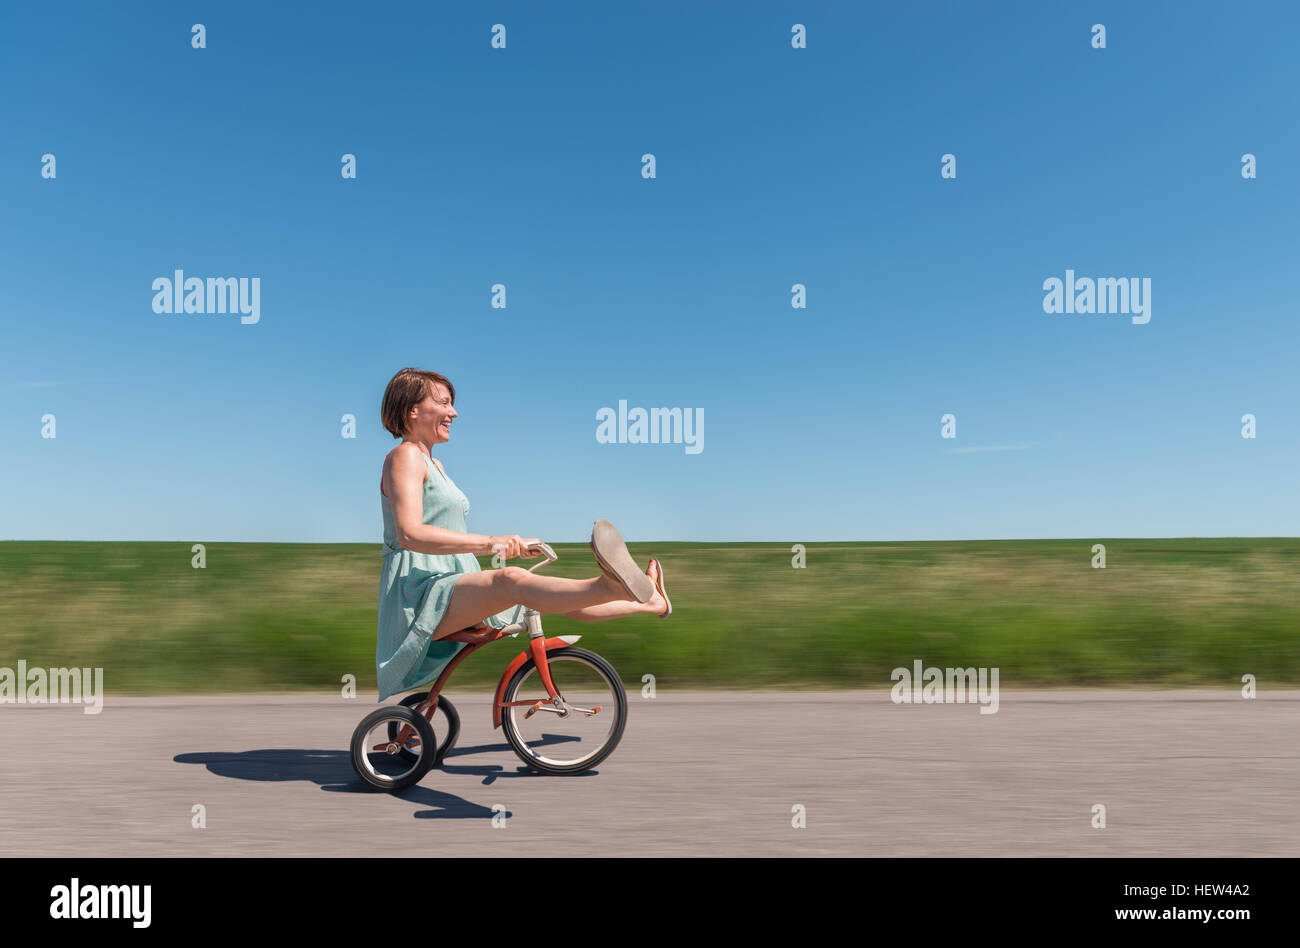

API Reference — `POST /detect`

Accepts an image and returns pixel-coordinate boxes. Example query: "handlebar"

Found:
[490,540,558,571]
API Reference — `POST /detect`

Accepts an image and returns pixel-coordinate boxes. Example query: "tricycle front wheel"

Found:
[499,646,627,775]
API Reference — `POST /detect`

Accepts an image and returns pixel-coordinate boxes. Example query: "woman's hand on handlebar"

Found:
[489,535,541,559]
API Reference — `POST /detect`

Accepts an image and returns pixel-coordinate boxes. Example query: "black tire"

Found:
[500,646,627,775]
[351,706,436,792]
[396,691,461,764]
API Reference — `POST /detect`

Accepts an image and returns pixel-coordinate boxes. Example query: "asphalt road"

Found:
[2,690,1296,857]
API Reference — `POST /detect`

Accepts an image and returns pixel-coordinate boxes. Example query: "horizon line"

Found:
[2,535,1297,545]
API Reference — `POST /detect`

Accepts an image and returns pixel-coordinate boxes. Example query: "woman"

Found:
[376,367,671,702]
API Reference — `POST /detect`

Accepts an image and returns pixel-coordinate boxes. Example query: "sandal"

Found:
[589,519,655,603]
[649,558,672,618]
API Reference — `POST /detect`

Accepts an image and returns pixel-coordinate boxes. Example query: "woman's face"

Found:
[408,382,457,444]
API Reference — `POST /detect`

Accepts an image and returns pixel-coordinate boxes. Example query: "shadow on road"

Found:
[174,734,596,820]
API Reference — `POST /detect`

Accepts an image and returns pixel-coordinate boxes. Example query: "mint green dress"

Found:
[376,451,525,702]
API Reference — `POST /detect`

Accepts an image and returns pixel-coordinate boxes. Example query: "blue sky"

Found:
[2,1,1297,543]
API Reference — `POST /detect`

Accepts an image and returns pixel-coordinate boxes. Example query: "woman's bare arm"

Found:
[383,445,535,557]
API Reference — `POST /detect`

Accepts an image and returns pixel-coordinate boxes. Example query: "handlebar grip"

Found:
[490,541,555,559]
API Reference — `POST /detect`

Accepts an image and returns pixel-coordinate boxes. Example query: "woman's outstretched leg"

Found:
[433,567,628,638]
[563,560,669,621]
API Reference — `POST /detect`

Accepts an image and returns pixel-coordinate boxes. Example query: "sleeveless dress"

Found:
[375,451,525,702]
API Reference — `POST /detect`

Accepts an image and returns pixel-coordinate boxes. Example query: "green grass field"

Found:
[1,539,1297,694]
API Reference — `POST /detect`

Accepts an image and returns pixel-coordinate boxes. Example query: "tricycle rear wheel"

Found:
[351,706,436,792]
[395,691,461,764]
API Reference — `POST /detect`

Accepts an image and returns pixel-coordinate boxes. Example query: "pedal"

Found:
[525,700,568,718]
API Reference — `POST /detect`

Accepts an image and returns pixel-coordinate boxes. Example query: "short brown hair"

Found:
[381,368,455,438]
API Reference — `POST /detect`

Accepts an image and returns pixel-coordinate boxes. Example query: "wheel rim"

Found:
[358,712,431,786]
[505,654,621,768]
